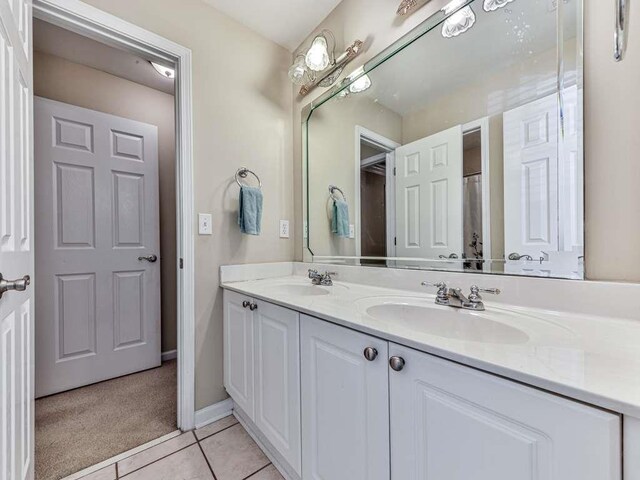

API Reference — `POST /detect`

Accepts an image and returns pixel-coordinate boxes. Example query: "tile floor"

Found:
[72,415,284,480]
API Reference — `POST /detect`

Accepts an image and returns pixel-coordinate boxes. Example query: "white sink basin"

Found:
[265,284,332,296]
[360,298,530,345]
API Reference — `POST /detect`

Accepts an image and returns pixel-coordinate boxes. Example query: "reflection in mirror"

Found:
[305,0,583,279]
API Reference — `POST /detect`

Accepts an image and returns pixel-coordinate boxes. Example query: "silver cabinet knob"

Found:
[389,356,405,372]
[363,347,378,361]
[138,254,158,263]
[242,300,251,308]
[0,273,31,299]
[249,303,258,311]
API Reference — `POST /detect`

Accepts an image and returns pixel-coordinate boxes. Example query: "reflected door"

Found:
[34,97,161,397]
[503,87,582,277]
[395,125,463,259]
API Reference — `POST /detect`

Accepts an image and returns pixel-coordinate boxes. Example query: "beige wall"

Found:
[34,51,178,353]
[296,0,640,282]
[78,0,294,409]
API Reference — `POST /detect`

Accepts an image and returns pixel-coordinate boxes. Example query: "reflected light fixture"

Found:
[349,74,372,93]
[151,61,175,79]
[441,0,476,38]
[483,0,515,11]
[288,54,312,85]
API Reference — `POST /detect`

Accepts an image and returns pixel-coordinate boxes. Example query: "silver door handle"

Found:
[0,273,31,299]
[138,254,158,263]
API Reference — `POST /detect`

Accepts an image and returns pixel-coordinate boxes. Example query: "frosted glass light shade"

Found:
[288,55,308,85]
[442,0,468,14]
[441,6,476,38]
[306,36,330,72]
[349,74,372,93]
[483,0,515,11]
[151,62,175,79]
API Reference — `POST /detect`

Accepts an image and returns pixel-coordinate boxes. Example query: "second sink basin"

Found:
[360,298,530,345]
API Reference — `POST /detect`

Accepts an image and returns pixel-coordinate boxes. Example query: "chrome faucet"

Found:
[308,269,337,286]
[421,281,500,311]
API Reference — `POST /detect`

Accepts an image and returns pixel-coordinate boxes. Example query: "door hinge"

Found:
[393,167,396,176]
[179,258,184,269]
[394,237,397,246]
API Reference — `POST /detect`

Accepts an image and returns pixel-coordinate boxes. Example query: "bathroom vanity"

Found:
[221,262,640,480]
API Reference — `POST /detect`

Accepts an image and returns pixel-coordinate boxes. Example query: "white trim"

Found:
[194,398,234,428]
[161,349,177,362]
[32,0,196,430]
[354,126,401,258]
[462,117,491,268]
[61,430,182,480]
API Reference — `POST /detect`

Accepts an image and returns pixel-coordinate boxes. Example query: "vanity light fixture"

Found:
[150,61,175,79]
[306,33,333,71]
[483,0,515,11]
[441,0,476,39]
[288,54,313,86]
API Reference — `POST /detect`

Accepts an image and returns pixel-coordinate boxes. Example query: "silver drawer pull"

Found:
[363,347,378,361]
[0,273,31,299]
[242,300,251,308]
[389,356,405,372]
[249,303,258,311]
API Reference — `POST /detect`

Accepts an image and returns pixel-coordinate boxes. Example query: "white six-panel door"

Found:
[389,343,621,480]
[34,97,161,397]
[300,315,389,480]
[0,0,33,478]
[395,125,463,259]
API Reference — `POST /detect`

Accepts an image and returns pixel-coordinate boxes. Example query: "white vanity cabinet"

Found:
[223,290,302,476]
[300,315,390,480]
[223,292,622,480]
[389,343,621,480]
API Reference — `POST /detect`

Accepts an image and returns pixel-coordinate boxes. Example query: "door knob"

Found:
[0,273,31,299]
[363,347,378,361]
[389,356,405,372]
[138,254,158,263]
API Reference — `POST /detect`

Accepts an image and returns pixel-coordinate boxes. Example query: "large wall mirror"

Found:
[304,0,583,279]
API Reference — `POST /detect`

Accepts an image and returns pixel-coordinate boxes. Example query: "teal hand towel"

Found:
[238,186,263,235]
[331,199,350,238]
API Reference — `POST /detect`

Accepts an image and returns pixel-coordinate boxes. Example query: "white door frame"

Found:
[32,0,196,430]
[354,126,400,258]
[462,117,491,267]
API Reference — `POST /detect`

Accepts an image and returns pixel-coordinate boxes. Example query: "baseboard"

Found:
[161,349,177,361]
[194,398,234,428]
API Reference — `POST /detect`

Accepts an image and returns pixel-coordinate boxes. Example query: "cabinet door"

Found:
[254,300,301,475]
[389,343,621,480]
[301,315,389,480]
[223,290,254,418]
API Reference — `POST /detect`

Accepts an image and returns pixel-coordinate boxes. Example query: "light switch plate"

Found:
[349,224,355,238]
[199,213,212,235]
[280,220,290,238]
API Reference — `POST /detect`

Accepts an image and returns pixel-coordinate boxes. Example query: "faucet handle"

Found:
[421,281,449,304]
[470,285,501,295]
[308,269,319,278]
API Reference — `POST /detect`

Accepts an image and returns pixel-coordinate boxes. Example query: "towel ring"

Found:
[328,185,346,201]
[236,167,262,188]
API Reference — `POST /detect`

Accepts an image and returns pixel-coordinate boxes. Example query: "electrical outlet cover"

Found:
[280,220,290,238]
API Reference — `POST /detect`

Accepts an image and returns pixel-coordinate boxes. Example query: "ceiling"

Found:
[202,0,342,51]
[33,19,175,95]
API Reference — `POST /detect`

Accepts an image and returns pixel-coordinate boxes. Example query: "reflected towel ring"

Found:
[235,167,262,188]
[328,185,346,201]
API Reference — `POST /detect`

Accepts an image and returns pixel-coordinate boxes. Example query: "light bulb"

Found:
[441,6,476,38]
[305,35,330,72]
[349,74,372,93]
[288,55,308,85]
[151,61,175,79]
[483,0,515,11]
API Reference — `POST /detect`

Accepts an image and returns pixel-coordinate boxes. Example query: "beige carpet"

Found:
[35,360,177,480]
